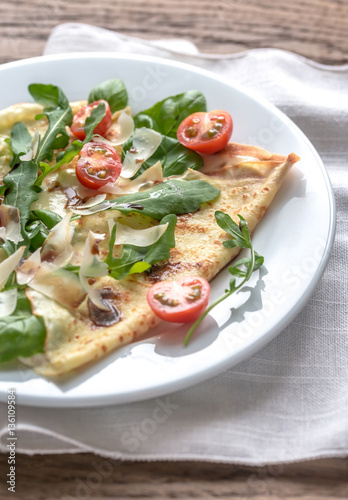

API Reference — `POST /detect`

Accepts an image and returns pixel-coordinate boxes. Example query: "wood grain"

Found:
[0,0,347,64]
[1,0,348,498]
[1,453,348,499]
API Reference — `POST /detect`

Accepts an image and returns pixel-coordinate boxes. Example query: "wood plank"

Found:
[1,453,348,499]
[0,0,347,64]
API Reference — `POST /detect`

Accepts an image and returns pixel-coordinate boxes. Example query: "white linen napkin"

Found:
[1,23,348,464]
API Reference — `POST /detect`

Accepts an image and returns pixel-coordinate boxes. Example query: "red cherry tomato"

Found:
[76,141,122,189]
[177,110,233,154]
[147,276,210,323]
[71,100,112,140]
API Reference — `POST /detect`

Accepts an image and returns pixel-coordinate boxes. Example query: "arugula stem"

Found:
[184,213,259,347]
[184,289,232,346]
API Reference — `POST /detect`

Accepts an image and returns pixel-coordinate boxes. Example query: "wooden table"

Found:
[0,0,347,498]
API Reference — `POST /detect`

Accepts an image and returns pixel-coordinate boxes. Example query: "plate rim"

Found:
[0,52,336,407]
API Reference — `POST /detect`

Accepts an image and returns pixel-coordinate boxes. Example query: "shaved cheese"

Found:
[97,183,124,195]
[0,205,22,244]
[0,288,18,318]
[109,219,168,247]
[0,246,25,290]
[17,246,85,311]
[73,194,106,210]
[93,110,134,147]
[28,268,86,311]
[19,128,40,161]
[16,248,42,285]
[121,128,162,178]
[41,213,74,267]
[31,188,69,218]
[70,201,112,216]
[79,231,109,311]
[119,161,163,193]
[97,161,163,196]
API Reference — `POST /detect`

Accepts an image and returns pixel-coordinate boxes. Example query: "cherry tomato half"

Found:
[147,276,210,323]
[76,141,122,189]
[71,100,112,140]
[177,110,233,154]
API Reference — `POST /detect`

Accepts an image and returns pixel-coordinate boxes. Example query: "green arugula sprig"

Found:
[184,211,264,346]
[105,214,177,280]
[35,101,107,186]
[29,83,73,163]
[102,179,220,220]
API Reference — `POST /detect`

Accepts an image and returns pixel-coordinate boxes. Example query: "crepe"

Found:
[25,148,298,376]
[0,101,299,375]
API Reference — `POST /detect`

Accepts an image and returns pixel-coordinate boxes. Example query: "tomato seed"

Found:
[185,126,198,138]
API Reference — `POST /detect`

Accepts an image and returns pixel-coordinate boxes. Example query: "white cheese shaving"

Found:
[72,194,107,210]
[0,205,22,244]
[28,268,86,311]
[16,248,42,285]
[70,201,112,216]
[97,183,124,195]
[108,219,168,247]
[40,213,75,267]
[0,246,25,291]
[97,161,163,196]
[79,231,109,311]
[93,110,134,147]
[0,288,18,318]
[17,246,85,311]
[118,161,163,193]
[121,128,162,178]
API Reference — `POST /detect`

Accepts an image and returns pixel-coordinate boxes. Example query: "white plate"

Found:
[0,53,335,407]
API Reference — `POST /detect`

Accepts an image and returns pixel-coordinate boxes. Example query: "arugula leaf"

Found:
[84,102,106,143]
[7,122,32,168]
[25,219,49,252]
[88,79,128,113]
[143,214,176,265]
[110,179,220,219]
[134,91,206,138]
[106,245,147,280]
[35,140,83,187]
[122,134,203,178]
[28,83,70,109]
[35,102,107,186]
[0,289,46,362]
[28,84,73,162]
[0,239,15,258]
[106,214,177,280]
[3,160,40,243]
[184,212,264,346]
[31,209,62,229]
[26,210,63,252]
[215,211,249,249]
